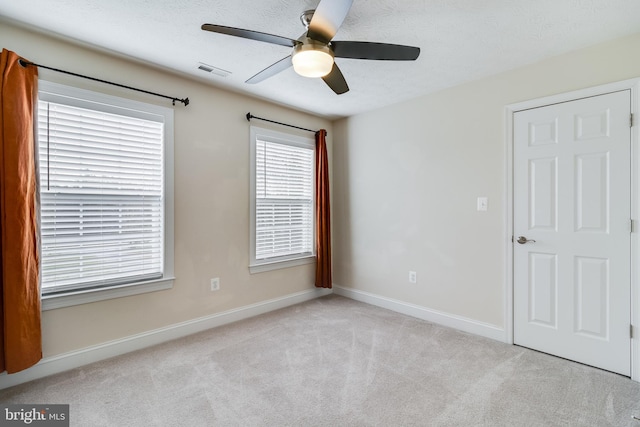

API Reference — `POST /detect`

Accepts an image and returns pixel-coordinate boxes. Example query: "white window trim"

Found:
[38,81,175,310]
[249,126,316,274]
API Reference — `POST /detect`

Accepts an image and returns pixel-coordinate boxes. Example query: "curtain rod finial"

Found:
[183,98,189,106]
[246,112,252,122]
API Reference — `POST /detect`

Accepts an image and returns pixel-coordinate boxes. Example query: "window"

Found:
[250,126,315,273]
[37,81,174,310]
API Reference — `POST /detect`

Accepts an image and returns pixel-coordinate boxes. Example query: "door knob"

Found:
[517,236,536,244]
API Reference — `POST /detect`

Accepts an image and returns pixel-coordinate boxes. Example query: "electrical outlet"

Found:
[210,277,220,291]
[409,271,417,283]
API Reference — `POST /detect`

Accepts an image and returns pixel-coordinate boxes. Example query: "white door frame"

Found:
[504,77,640,382]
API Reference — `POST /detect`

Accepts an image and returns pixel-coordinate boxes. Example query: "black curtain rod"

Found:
[246,113,325,135]
[19,59,189,106]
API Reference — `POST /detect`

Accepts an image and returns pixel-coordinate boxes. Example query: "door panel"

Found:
[575,153,608,232]
[574,256,608,339]
[529,157,557,230]
[528,252,557,327]
[514,90,631,376]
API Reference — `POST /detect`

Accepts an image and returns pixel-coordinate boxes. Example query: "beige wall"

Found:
[332,32,640,328]
[1,21,332,358]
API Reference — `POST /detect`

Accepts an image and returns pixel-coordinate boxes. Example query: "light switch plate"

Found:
[477,197,488,211]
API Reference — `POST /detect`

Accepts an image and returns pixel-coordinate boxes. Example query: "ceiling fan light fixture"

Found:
[292,42,334,78]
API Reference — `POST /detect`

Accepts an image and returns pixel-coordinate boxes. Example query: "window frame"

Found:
[37,81,175,310]
[249,126,316,274]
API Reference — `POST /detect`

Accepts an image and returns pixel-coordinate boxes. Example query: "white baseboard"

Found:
[0,287,332,390]
[333,285,506,342]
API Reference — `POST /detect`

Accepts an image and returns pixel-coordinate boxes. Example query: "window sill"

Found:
[41,277,175,311]
[249,255,316,274]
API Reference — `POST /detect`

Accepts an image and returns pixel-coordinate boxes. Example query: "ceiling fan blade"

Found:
[307,0,354,44]
[322,63,349,95]
[332,41,420,60]
[245,56,292,84]
[202,24,298,48]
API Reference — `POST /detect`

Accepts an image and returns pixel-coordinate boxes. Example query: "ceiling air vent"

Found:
[197,62,231,78]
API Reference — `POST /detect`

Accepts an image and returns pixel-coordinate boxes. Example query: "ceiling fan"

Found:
[201,0,420,95]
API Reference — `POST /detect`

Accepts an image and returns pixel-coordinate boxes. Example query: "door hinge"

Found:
[631,324,634,339]
[631,219,635,233]
[631,113,634,128]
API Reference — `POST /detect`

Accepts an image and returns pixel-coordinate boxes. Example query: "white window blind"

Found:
[38,100,165,294]
[255,138,314,261]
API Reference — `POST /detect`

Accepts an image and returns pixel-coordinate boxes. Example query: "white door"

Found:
[513,90,632,376]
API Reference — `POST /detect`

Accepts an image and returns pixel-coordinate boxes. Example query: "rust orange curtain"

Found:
[0,49,42,374]
[315,129,331,288]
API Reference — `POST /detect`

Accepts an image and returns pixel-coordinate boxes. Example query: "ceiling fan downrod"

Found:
[300,10,315,29]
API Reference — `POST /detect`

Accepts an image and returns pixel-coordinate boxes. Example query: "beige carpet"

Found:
[2,295,640,426]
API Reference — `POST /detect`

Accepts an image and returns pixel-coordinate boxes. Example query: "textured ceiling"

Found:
[1,0,640,119]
